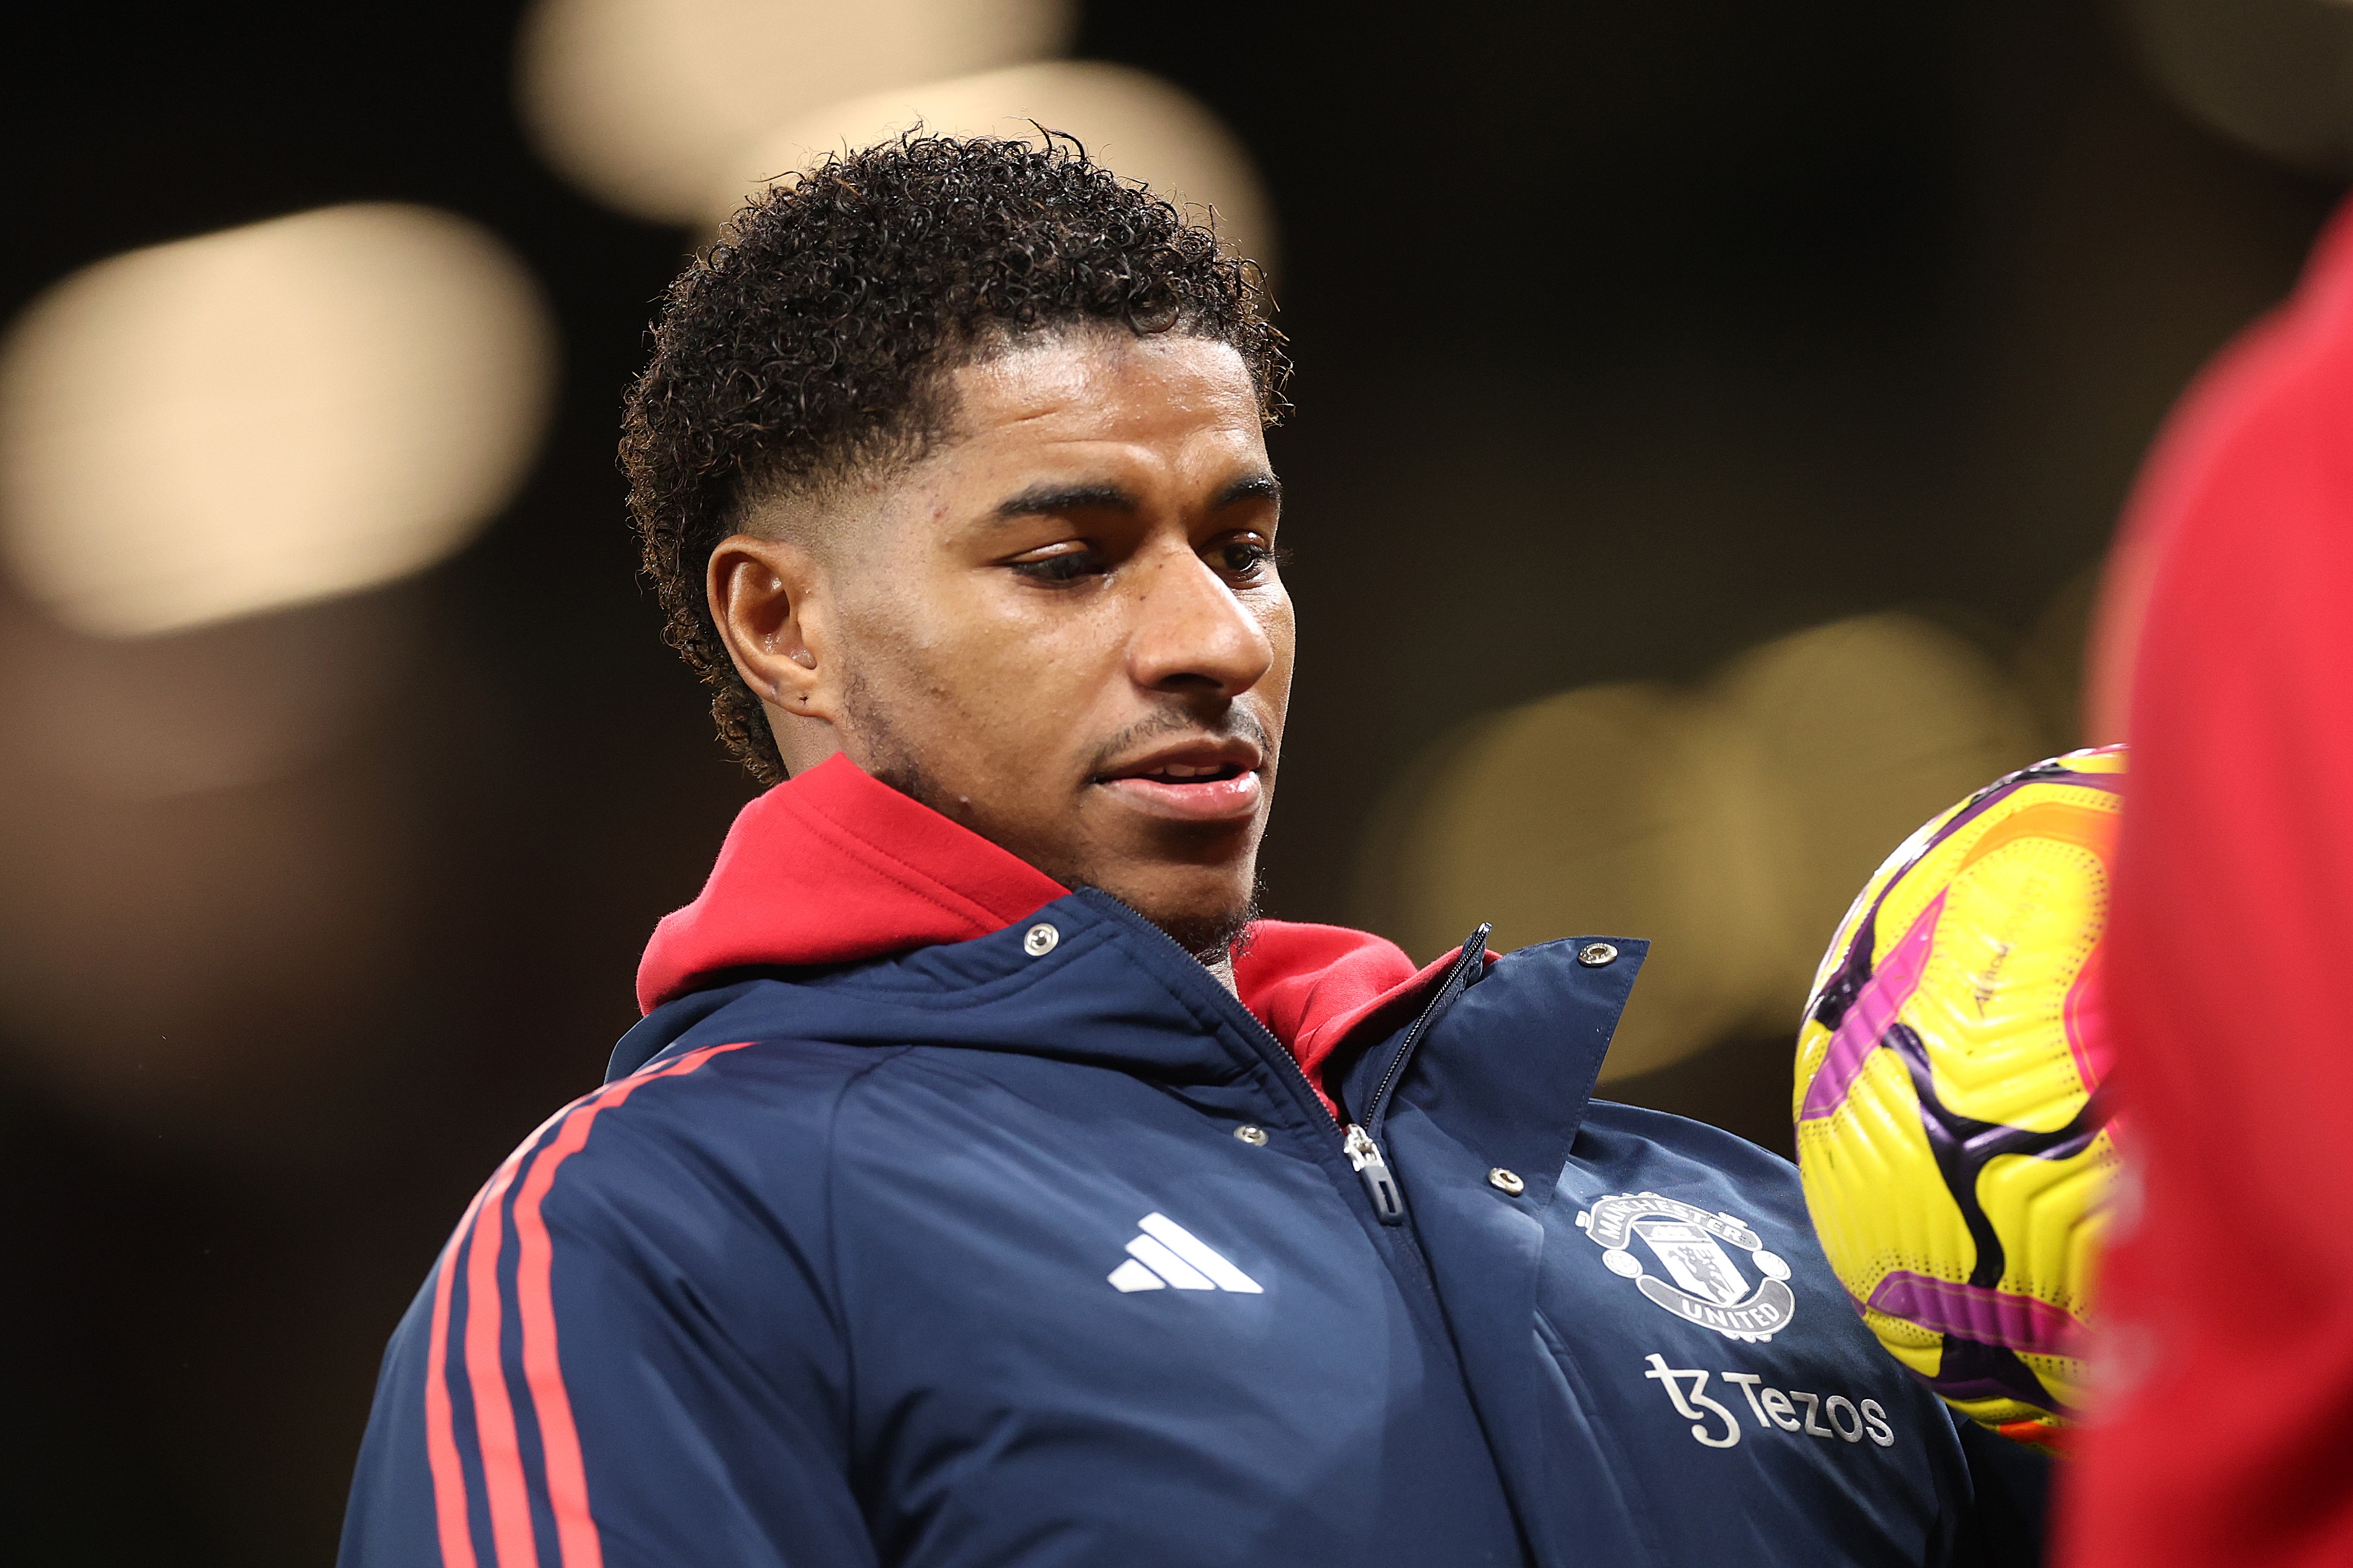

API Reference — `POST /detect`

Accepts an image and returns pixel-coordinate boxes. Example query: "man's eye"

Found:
[1218,541,1278,578]
[1008,547,1106,584]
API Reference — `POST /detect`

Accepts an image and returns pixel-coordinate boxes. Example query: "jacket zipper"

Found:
[1343,1123,1406,1222]
[1247,1017,1408,1228]
[1345,924,1490,1225]
[1363,925,1492,1129]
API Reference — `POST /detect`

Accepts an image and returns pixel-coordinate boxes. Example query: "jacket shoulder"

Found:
[1583,1097,1795,1164]
[1574,1097,1803,1196]
[553,1030,901,1205]
[341,1032,885,1568]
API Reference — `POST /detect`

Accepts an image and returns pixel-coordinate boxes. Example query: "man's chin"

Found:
[1040,847,1261,960]
[1151,901,1261,967]
[1070,871,1261,967]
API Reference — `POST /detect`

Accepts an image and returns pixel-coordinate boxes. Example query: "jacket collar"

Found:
[636,754,1066,1014]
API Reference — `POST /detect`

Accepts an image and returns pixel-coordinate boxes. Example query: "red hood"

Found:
[638,754,1462,1108]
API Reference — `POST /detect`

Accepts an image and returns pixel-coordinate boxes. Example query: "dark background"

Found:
[0,3,2335,1560]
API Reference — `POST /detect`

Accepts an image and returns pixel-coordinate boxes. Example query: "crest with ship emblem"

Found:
[1578,1192,1796,1342]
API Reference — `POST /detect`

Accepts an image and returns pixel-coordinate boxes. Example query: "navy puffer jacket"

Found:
[340,757,2037,1567]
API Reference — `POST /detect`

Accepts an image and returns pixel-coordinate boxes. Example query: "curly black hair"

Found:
[621,132,1290,784]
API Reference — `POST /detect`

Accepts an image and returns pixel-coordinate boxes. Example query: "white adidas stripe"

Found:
[1125,1233,1214,1288]
[1107,1212,1264,1294]
[1106,1258,1167,1292]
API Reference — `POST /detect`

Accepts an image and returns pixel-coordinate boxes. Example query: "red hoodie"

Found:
[638,753,1469,1116]
[2059,197,2353,1565]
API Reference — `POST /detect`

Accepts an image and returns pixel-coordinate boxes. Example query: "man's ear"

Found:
[707,533,842,737]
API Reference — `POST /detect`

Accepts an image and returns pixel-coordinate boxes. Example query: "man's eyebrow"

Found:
[992,482,1138,519]
[1214,473,1282,509]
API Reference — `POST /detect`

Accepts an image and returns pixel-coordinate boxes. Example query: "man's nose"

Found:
[1124,542,1276,699]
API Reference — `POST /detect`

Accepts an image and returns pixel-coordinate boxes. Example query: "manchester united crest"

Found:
[1577,1192,1796,1342]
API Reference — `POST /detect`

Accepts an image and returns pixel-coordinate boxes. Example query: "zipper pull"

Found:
[1344,1124,1406,1225]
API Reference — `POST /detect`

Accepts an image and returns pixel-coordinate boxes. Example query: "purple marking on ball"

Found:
[1799,891,1945,1122]
[1867,1270,2086,1359]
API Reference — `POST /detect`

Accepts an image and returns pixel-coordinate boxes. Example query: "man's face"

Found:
[730,330,1291,958]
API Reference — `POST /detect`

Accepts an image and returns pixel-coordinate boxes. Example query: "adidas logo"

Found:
[1107,1212,1264,1294]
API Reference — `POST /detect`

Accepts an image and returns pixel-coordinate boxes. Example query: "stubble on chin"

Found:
[1141,878,1265,966]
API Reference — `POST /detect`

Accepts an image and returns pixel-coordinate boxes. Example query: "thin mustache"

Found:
[1088,707,1274,778]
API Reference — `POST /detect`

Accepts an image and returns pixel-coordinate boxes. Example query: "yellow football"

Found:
[1793,746,2123,1449]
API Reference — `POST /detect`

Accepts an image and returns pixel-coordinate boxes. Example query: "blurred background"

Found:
[3,0,2348,1558]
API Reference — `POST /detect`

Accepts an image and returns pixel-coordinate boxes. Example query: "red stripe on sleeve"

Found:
[463,1158,541,1568]
[426,1042,753,1568]
[427,1091,590,1567]
[508,1041,752,1568]
[425,1186,491,1568]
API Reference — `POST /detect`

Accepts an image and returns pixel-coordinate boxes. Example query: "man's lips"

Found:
[1094,740,1267,824]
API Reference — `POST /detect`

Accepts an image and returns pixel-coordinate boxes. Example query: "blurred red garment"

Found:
[2062,194,2353,1567]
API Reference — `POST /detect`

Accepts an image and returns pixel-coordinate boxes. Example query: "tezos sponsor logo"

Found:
[1643,1355,1897,1450]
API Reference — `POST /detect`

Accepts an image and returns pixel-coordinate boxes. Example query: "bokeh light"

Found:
[518,0,1077,223]
[1356,614,2045,1081]
[709,60,1278,272]
[0,204,555,638]
[1357,685,1783,1080]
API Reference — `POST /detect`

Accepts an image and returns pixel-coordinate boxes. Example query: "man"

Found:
[341,135,2019,1566]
